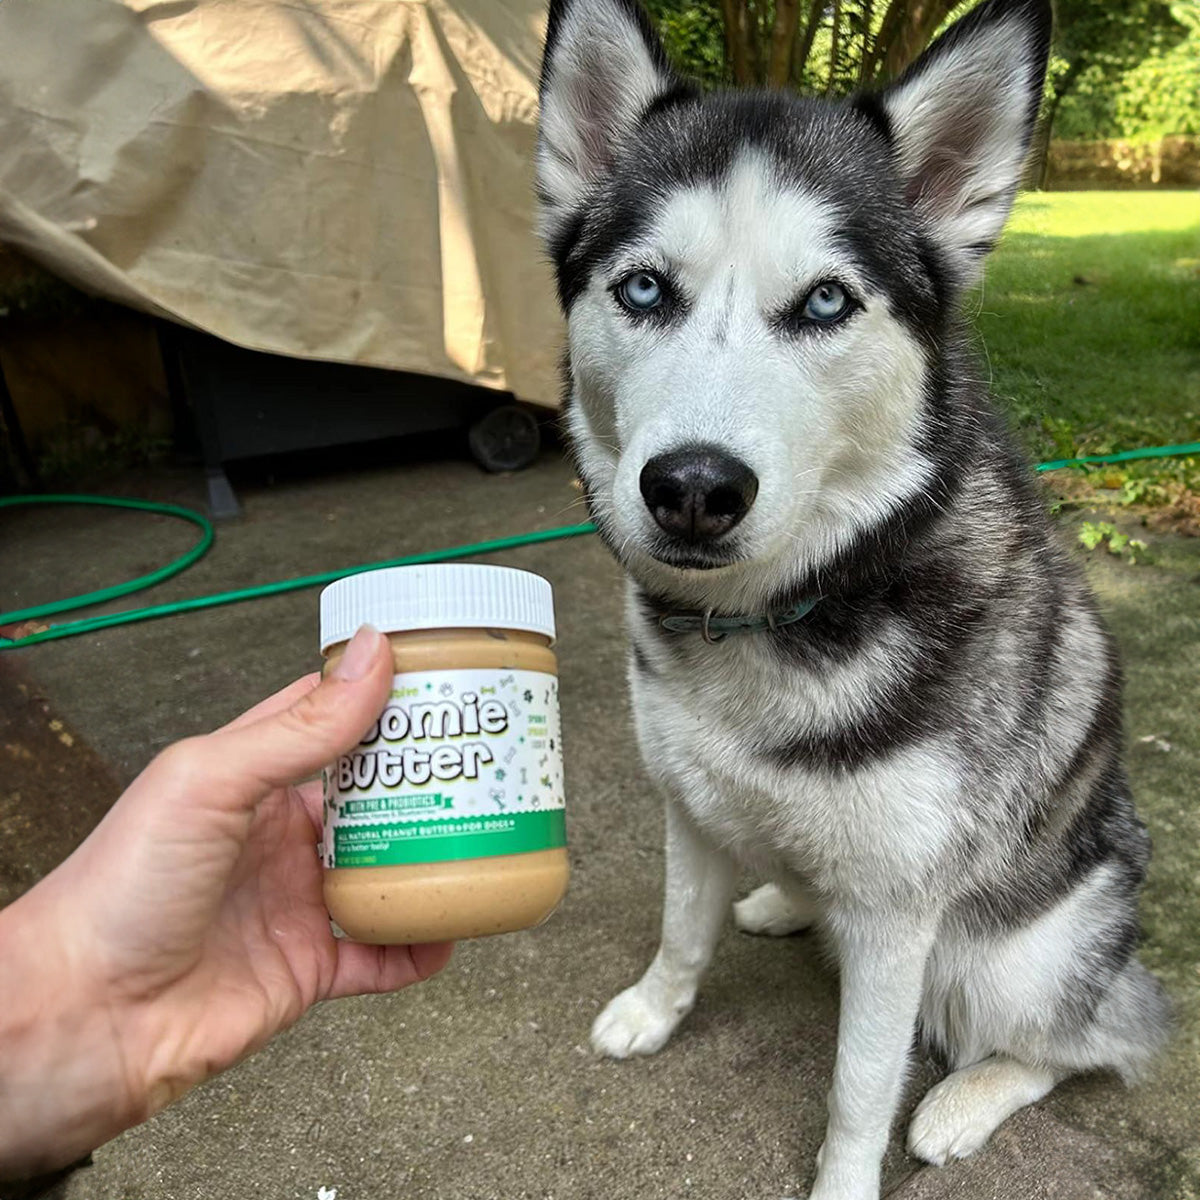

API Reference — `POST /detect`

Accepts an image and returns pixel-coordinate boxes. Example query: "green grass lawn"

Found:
[975,191,1200,486]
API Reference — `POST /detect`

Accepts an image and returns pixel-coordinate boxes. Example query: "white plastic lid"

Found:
[319,563,555,652]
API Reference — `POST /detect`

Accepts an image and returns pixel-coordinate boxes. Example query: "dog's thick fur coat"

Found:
[536,2,1171,1196]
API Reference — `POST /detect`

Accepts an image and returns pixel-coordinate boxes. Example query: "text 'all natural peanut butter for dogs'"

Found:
[319,564,567,944]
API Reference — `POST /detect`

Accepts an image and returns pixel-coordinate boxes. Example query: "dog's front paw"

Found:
[591,983,688,1058]
[908,1071,993,1166]
[908,1100,986,1168]
[734,883,816,936]
[907,1058,1050,1167]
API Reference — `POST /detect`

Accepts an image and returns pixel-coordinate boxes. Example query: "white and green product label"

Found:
[321,668,565,868]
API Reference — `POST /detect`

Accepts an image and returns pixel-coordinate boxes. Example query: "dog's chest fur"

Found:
[628,586,963,902]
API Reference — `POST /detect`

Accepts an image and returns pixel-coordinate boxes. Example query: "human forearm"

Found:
[0,634,445,1177]
[0,888,141,1179]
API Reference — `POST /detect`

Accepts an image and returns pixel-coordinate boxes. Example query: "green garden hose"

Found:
[1033,443,1200,473]
[0,495,214,624]
[0,517,594,650]
[2,441,1197,652]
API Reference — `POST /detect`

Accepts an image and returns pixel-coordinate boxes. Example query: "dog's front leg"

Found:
[592,796,736,1058]
[806,909,936,1200]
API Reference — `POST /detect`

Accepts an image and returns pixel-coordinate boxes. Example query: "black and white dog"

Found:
[536,1,1170,1196]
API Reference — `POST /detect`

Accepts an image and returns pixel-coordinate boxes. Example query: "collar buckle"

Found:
[657,597,818,640]
[700,608,724,644]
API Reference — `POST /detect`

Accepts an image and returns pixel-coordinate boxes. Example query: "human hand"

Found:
[0,625,451,1178]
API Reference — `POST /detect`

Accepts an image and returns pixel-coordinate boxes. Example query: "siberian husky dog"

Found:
[536,0,1170,1196]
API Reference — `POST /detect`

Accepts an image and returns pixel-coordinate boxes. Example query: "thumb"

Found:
[205,624,392,803]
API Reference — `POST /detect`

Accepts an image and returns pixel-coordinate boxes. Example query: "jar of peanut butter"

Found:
[319,564,567,944]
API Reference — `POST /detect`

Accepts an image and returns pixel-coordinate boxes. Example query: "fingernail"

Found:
[331,624,383,681]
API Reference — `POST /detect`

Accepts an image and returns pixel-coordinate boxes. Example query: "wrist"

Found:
[0,889,141,1179]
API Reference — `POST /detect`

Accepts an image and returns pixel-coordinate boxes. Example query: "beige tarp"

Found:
[0,0,564,407]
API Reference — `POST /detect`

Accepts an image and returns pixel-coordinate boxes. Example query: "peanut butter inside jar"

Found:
[319,565,568,944]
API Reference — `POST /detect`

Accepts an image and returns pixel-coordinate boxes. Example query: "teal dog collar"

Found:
[658,598,819,643]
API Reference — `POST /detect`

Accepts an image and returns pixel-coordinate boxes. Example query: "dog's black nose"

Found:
[639,446,758,542]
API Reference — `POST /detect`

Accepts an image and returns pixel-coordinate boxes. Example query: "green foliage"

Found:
[642,0,727,87]
[641,0,1198,141]
[1120,476,1160,506]
[1077,521,1151,563]
[1044,0,1197,139]
[645,0,972,95]
[1111,1,1200,139]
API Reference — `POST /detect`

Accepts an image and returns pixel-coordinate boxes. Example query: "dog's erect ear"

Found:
[867,0,1051,287]
[537,0,677,243]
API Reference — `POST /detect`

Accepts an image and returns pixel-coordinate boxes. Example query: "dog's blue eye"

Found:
[803,282,850,322]
[619,271,664,311]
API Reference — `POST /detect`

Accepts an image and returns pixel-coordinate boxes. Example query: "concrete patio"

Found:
[2,445,1197,1200]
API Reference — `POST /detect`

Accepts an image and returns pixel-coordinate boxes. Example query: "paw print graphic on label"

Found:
[495,768,506,782]
[439,681,454,697]
[523,688,533,703]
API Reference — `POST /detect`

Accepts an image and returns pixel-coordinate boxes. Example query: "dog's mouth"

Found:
[644,537,746,572]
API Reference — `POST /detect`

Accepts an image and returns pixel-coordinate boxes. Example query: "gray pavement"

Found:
[1,448,1196,1199]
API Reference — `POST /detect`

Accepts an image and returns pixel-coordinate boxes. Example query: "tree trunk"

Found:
[858,0,874,84]
[720,0,754,85]
[767,0,802,88]
[881,0,961,80]
[791,0,825,85]
[1031,93,1062,190]
[828,0,842,94]
[859,0,906,83]
[746,0,765,83]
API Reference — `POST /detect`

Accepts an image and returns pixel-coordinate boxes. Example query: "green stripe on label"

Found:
[333,809,566,867]
[343,793,452,817]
